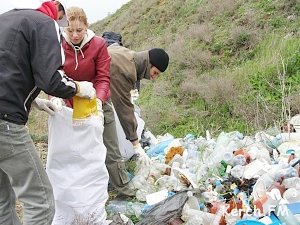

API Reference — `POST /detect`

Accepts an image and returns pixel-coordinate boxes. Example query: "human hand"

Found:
[96,98,104,125]
[50,97,64,111]
[75,81,96,99]
[133,143,152,167]
[96,98,103,112]
[34,98,59,116]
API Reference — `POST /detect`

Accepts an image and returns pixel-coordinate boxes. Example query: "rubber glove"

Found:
[33,98,59,116]
[133,143,152,167]
[96,98,104,125]
[50,97,64,111]
[96,98,102,112]
[75,81,96,99]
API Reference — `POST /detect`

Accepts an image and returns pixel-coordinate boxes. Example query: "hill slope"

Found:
[91,0,300,138]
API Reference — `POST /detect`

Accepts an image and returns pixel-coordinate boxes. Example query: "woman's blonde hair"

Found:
[67,7,88,26]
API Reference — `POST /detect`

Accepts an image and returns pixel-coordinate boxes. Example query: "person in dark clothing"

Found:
[0,1,95,224]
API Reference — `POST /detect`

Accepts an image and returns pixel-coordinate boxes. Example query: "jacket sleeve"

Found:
[110,61,138,142]
[94,38,111,102]
[30,20,77,99]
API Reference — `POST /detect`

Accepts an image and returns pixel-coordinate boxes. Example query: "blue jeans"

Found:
[0,119,55,225]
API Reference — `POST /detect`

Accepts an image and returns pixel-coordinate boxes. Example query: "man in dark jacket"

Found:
[0,1,95,225]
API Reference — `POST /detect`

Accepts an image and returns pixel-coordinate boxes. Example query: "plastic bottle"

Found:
[143,130,158,147]
[206,130,211,140]
[274,166,298,181]
[247,146,258,160]
[182,149,188,168]
[186,191,200,210]
[126,201,145,218]
[131,174,148,190]
[201,191,218,203]
[181,203,216,224]
[135,189,148,202]
[207,132,233,169]
[272,134,283,148]
[155,175,179,192]
[230,165,245,178]
[232,154,246,166]
[258,132,283,149]
[223,151,233,164]
[282,177,300,189]
[106,200,128,216]
[253,189,281,215]
[283,188,300,204]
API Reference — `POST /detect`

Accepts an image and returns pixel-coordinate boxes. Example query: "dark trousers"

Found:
[103,100,135,196]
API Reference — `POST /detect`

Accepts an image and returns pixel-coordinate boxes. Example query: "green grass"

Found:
[51,0,300,139]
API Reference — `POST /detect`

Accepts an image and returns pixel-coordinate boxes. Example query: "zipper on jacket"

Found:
[24,86,37,112]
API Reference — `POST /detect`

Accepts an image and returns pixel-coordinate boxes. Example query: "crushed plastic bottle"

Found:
[274,166,298,181]
[282,177,300,189]
[230,165,245,178]
[232,155,246,166]
[283,188,300,203]
[201,191,218,203]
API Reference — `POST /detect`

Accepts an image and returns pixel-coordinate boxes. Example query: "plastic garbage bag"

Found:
[113,104,145,159]
[46,106,109,225]
[136,191,189,225]
[146,139,173,158]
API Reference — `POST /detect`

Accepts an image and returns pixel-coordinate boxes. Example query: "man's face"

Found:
[57,9,65,20]
[54,1,65,20]
[149,66,161,80]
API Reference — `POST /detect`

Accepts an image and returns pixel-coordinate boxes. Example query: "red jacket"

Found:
[62,29,111,105]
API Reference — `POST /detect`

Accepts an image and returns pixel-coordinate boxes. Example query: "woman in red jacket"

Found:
[61,6,135,197]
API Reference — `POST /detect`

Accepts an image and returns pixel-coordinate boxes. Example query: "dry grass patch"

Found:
[181,72,238,105]
[198,0,241,20]
[187,22,214,44]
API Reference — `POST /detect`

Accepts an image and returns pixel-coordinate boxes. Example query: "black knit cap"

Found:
[149,48,169,72]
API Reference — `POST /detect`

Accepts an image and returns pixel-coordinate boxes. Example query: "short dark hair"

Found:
[58,3,65,13]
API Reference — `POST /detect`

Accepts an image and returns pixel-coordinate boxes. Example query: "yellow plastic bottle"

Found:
[72,96,98,119]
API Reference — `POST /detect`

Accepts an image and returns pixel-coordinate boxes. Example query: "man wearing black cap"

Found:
[104,44,169,197]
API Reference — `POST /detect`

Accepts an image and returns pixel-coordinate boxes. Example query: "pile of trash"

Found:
[107,116,300,224]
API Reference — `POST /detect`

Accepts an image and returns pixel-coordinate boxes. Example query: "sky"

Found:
[0,0,131,23]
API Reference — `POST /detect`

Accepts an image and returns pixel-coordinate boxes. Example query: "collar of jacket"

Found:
[134,51,151,80]
[62,29,95,70]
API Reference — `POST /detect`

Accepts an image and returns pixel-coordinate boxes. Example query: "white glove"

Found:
[75,81,96,99]
[33,98,59,116]
[133,143,152,167]
[50,97,64,111]
[96,98,103,112]
[96,98,104,125]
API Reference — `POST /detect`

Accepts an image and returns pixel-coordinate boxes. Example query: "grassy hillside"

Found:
[28,0,300,140]
[90,0,300,138]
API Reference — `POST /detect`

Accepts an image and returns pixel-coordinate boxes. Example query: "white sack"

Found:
[113,106,145,159]
[46,106,109,225]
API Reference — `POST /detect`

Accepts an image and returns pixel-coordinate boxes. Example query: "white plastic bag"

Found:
[113,105,145,159]
[46,106,109,225]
